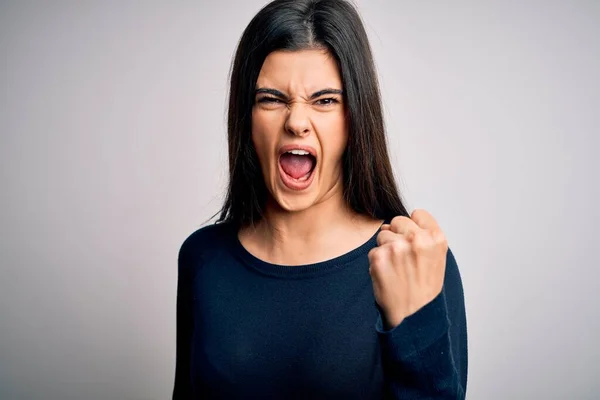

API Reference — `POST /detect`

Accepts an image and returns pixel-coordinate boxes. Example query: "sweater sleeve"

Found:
[172,236,199,399]
[375,248,468,399]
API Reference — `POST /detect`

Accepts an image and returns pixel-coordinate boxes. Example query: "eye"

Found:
[257,96,284,104]
[315,97,339,106]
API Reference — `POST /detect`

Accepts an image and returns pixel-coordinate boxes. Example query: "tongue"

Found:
[280,153,315,179]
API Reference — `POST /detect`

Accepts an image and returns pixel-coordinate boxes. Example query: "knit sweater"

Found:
[172,221,467,399]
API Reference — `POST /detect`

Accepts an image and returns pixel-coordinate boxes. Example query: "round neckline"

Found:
[229,222,385,279]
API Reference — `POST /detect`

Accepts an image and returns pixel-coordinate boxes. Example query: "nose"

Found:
[284,103,311,137]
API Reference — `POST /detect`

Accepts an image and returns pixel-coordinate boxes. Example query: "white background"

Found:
[1,0,599,398]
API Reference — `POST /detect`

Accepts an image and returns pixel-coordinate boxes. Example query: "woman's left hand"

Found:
[368,209,449,330]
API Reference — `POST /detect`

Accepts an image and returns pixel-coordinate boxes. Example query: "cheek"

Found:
[251,111,279,167]
[319,114,348,162]
[251,112,268,152]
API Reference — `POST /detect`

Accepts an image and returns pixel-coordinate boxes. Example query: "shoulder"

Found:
[178,221,235,270]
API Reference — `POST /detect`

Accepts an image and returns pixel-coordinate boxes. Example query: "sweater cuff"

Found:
[375,289,450,362]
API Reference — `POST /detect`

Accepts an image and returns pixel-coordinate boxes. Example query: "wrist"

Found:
[382,311,405,331]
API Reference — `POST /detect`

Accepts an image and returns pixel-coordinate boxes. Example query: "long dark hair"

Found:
[217,0,409,228]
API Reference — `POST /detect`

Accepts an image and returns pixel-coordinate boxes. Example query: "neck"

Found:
[241,186,382,265]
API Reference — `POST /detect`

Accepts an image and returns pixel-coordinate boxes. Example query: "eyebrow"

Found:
[255,87,344,100]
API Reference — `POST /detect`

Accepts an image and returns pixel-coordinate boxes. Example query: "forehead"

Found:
[256,49,342,92]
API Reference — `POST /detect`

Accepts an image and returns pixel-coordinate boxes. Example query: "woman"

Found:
[173,0,467,398]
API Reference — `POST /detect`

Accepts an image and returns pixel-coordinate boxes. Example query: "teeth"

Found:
[287,149,310,155]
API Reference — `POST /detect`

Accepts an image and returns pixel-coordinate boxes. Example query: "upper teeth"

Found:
[287,149,310,155]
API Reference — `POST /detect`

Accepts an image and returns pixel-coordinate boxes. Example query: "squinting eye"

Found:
[257,97,283,104]
[316,98,339,106]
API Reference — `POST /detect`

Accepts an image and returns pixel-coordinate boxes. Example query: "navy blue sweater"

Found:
[173,221,467,399]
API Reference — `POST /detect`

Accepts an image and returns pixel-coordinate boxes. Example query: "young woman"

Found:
[173,0,467,398]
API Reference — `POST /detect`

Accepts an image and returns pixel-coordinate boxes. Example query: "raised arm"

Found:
[376,248,468,399]
[368,210,468,399]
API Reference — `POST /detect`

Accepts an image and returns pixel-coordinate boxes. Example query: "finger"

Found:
[376,229,399,246]
[381,240,414,271]
[410,209,440,232]
[380,224,391,231]
[390,215,421,238]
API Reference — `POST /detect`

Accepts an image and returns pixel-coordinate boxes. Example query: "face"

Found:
[251,49,348,212]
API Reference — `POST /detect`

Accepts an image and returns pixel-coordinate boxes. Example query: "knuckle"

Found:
[411,241,425,254]
[368,248,382,264]
[390,239,409,256]
[391,216,403,225]
[433,231,448,248]
[376,230,389,246]
[390,215,407,231]
[412,232,431,251]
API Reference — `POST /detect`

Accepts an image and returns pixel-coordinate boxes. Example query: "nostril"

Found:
[287,127,310,137]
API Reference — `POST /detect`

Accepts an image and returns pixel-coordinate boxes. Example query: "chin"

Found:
[272,191,319,213]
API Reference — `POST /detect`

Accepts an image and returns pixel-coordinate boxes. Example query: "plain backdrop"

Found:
[1,0,599,399]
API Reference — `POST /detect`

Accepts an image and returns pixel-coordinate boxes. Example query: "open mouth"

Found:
[278,147,317,190]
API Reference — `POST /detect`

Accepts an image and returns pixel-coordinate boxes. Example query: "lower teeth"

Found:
[291,170,312,182]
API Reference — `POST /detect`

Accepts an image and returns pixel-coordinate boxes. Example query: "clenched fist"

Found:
[368,209,449,330]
